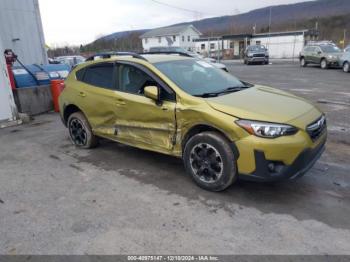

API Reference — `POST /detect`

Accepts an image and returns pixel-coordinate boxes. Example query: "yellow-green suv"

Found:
[59,53,327,191]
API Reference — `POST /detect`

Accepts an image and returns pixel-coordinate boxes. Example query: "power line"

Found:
[149,0,220,17]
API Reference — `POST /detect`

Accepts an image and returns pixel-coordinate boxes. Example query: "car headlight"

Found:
[247,53,253,58]
[236,120,298,138]
[327,55,334,59]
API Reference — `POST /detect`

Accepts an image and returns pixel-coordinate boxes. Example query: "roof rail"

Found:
[306,40,336,46]
[85,52,147,62]
[141,51,193,58]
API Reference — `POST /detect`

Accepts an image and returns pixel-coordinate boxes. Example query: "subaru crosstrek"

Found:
[59,53,327,192]
[300,43,342,69]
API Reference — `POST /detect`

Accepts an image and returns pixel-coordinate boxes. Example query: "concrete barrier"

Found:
[13,85,54,115]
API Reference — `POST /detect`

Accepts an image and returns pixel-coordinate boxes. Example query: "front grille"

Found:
[253,53,265,57]
[306,115,327,141]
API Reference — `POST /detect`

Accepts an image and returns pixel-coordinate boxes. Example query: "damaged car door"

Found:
[74,62,125,138]
[113,62,177,154]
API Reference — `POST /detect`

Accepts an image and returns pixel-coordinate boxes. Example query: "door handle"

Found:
[115,99,126,106]
[79,92,86,97]
[161,106,169,111]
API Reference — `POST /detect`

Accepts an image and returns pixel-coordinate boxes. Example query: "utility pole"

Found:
[344,29,347,49]
[268,6,272,49]
[269,7,272,33]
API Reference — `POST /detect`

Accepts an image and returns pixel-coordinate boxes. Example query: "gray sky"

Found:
[39,0,311,46]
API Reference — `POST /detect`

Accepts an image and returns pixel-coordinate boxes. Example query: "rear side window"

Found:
[76,68,85,81]
[82,63,115,89]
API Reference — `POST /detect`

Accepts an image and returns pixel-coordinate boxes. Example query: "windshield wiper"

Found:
[193,92,220,98]
[194,86,248,98]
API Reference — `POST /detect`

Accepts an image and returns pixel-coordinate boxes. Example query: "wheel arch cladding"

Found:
[181,124,240,159]
[64,104,82,126]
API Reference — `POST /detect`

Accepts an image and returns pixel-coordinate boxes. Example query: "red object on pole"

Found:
[4,49,17,90]
[50,79,65,112]
[6,64,16,90]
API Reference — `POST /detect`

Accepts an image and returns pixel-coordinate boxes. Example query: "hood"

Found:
[248,51,267,55]
[206,85,321,128]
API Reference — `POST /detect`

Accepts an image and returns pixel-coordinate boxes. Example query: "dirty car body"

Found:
[59,54,327,191]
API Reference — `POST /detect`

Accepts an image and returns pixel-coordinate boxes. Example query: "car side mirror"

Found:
[317,51,322,54]
[144,86,159,101]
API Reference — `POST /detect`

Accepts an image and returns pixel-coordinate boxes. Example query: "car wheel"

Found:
[183,131,237,192]
[343,62,350,73]
[265,60,269,65]
[68,112,98,149]
[300,58,307,67]
[320,59,328,69]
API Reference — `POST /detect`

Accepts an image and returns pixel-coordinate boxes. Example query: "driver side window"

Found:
[119,64,154,94]
[118,64,175,101]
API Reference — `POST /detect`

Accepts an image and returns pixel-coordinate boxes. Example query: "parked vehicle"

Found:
[300,42,342,69]
[243,45,269,65]
[55,56,86,69]
[339,49,350,73]
[148,46,228,71]
[344,45,350,53]
[59,53,327,192]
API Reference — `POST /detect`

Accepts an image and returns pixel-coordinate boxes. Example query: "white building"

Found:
[0,0,47,65]
[194,30,319,59]
[140,24,202,52]
[0,0,47,125]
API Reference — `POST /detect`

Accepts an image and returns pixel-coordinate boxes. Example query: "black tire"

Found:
[320,58,328,69]
[343,61,350,73]
[68,112,98,149]
[265,60,269,65]
[300,57,307,67]
[183,131,237,192]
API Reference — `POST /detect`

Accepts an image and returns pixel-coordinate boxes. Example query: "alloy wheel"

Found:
[189,143,224,184]
[343,62,350,73]
[69,118,87,146]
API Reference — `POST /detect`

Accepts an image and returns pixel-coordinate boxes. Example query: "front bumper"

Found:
[327,60,340,67]
[239,137,326,182]
[246,56,268,63]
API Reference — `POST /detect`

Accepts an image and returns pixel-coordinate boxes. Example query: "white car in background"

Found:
[148,47,228,72]
[187,51,228,71]
[55,55,86,69]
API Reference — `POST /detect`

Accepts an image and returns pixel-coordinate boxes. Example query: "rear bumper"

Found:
[239,136,326,182]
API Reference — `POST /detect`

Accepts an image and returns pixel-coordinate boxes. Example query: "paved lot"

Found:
[0,62,350,255]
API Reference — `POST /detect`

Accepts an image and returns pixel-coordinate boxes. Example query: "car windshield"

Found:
[248,45,266,52]
[320,45,341,53]
[154,59,248,97]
